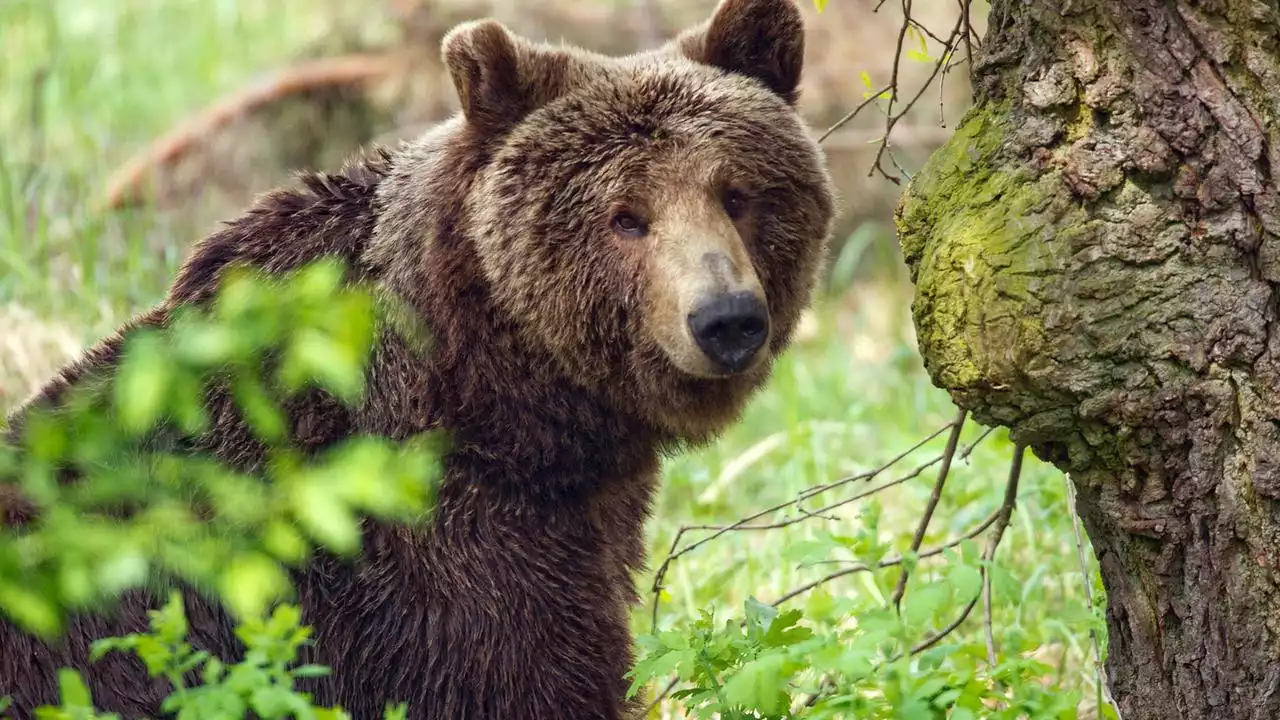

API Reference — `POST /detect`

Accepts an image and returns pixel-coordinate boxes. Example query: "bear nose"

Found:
[687,291,770,374]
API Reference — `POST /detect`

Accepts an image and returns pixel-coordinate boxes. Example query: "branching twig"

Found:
[868,7,966,184]
[817,87,893,145]
[649,421,952,627]
[840,0,978,184]
[770,502,1003,607]
[891,408,967,611]
[99,53,403,211]
[648,421,997,631]
[646,426,1016,714]
[906,443,1023,657]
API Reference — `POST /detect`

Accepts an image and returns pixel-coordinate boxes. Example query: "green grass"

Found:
[0,2,1109,717]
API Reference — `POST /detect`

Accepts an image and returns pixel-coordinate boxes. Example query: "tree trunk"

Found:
[895,1,1280,718]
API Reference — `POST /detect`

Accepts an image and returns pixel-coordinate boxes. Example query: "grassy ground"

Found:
[0,1,1108,717]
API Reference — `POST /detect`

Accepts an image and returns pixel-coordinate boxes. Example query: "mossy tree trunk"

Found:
[896,1,1280,718]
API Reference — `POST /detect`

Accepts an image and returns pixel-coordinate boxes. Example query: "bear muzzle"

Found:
[687,291,770,374]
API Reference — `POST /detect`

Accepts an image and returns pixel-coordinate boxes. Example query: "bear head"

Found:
[377,0,835,445]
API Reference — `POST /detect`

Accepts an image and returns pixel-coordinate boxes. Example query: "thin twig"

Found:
[644,423,1000,713]
[882,0,914,129]
[960,0,975,67]
[771,503,1003,607]
[911,594,980,655]
[642,677,680,717]
[817,87,892,145]
[648,420,960,630]
[648,495,1011,714]
[983,552,997,665]
[649,423,997,630]
[908,443,1023,657]
[908,18,948,45]
[778,443,1026,717]
[869,8,966,183]
[891,408,967,611]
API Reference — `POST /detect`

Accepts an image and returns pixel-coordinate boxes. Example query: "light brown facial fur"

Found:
[431,0,836,442]
[640,162,772,380]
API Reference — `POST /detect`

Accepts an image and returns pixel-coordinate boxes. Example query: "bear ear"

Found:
[442,19,566,134]
[675,0,806,105]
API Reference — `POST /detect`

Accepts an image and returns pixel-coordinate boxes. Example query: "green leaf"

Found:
[721,653,793,716]
[905,24,930,63]
[292,482,361,555]
[250,686,303,719]
[627,650,681,698]
[232,375,288,445]
[261,520,310,564]
[804,587,836,621]
[220,553,290,620]
[762,609,812,648]
[96,552,149,596]
[56,669,93,708]
[280,330,365,402]
[949,565,983,603]
[114,331,173,436]
[150,591,190,644]
[0,584,62,638]
[743,596,778,638]
[904,582,950,627]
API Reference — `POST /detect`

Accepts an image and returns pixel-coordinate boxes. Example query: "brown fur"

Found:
[0,0,834,717]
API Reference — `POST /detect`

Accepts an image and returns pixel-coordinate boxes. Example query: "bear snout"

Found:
[686,290,770,374]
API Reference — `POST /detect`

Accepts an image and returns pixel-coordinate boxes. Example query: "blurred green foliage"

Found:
[0,260,441,718]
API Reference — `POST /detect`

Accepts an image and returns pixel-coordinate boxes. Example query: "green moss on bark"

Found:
[895,102,1078,398]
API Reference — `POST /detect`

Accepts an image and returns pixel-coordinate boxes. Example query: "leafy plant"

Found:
[0,259,442,717]
[24,592,408,720]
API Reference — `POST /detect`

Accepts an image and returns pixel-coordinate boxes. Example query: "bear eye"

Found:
[611,211,648,237]
[722,189,748,220]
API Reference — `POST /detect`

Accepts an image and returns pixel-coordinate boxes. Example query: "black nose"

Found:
[687,291,770,373]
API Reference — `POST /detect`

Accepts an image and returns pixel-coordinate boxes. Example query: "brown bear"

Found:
[0,0,834,717]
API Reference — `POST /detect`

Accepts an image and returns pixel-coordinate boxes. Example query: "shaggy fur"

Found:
[0,0,834,717]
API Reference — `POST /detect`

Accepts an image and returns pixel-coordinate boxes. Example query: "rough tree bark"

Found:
[895,1,1280,718]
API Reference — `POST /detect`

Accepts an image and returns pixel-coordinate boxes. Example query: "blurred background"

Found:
[0,1,1110,717]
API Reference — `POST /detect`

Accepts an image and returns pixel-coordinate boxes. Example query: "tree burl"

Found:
[897,1,1280,718]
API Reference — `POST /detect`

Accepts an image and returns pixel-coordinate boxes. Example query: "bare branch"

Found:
[959,0,975,66]
[817,87,893,145]
[833,0,979,183]
[891,408,967,611]
[645,430,1021,714]
[984,554,997,665]
[770,503,1003,607]
[648,419,967,631]
[907,443,1023,656]
[869,8,966,183]
[908,18,949,45]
